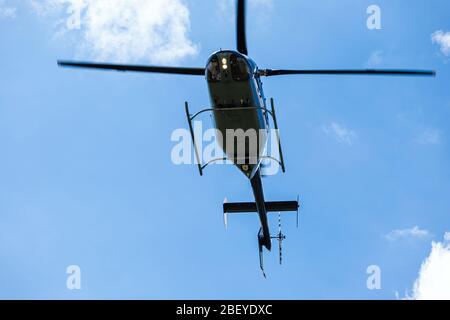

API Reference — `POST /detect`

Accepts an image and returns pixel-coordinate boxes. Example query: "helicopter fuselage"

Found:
[206,50,272,249]
[206,50,269,179]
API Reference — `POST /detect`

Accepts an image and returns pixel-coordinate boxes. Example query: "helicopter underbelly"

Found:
[207,80,268,178]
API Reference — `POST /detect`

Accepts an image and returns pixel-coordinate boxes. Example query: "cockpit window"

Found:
[207,56,221,82]
[230,55,250,81]
[207,54,250,82]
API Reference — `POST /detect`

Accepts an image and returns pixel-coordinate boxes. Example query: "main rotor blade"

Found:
[236,0,248,55]
[260,69,436,77]
[57,61,205,76]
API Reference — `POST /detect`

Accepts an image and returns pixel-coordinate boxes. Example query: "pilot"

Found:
[207,57,221,81]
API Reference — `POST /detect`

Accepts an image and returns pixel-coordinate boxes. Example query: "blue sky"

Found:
[1,0,450,299]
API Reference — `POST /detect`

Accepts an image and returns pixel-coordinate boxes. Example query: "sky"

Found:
[0,0,450,299]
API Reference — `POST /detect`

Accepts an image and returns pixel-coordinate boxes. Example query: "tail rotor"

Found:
[272,213,286,265]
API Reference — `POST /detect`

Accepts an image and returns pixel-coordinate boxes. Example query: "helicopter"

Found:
[57,0,435,277]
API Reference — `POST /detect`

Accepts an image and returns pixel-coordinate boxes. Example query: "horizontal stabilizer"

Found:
[223,200,299,213]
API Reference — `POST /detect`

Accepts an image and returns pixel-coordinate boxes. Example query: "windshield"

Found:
[230,55,250,81]
[206,56,221,82]
[207,54,250,82]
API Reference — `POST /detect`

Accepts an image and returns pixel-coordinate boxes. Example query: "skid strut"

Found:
[270,98,286,173]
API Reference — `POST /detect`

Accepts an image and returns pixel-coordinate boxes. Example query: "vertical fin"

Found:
[258,228,266,278]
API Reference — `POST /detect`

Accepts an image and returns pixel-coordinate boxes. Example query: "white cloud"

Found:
[322,122,357,146]
[385,226,431,241]
[407,241,450,299]
[0,0,16,18]
[415,128,441,145]
[444,232,450,242]
[432,30,450,57]
[29,0,199,64]
[366,50,383,68]
[29,0,61,15]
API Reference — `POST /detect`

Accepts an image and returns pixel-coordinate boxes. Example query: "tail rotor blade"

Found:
[279,237,282,265]
[278,212,281,233]
[236,0,248,55]
[278,213,283,265]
